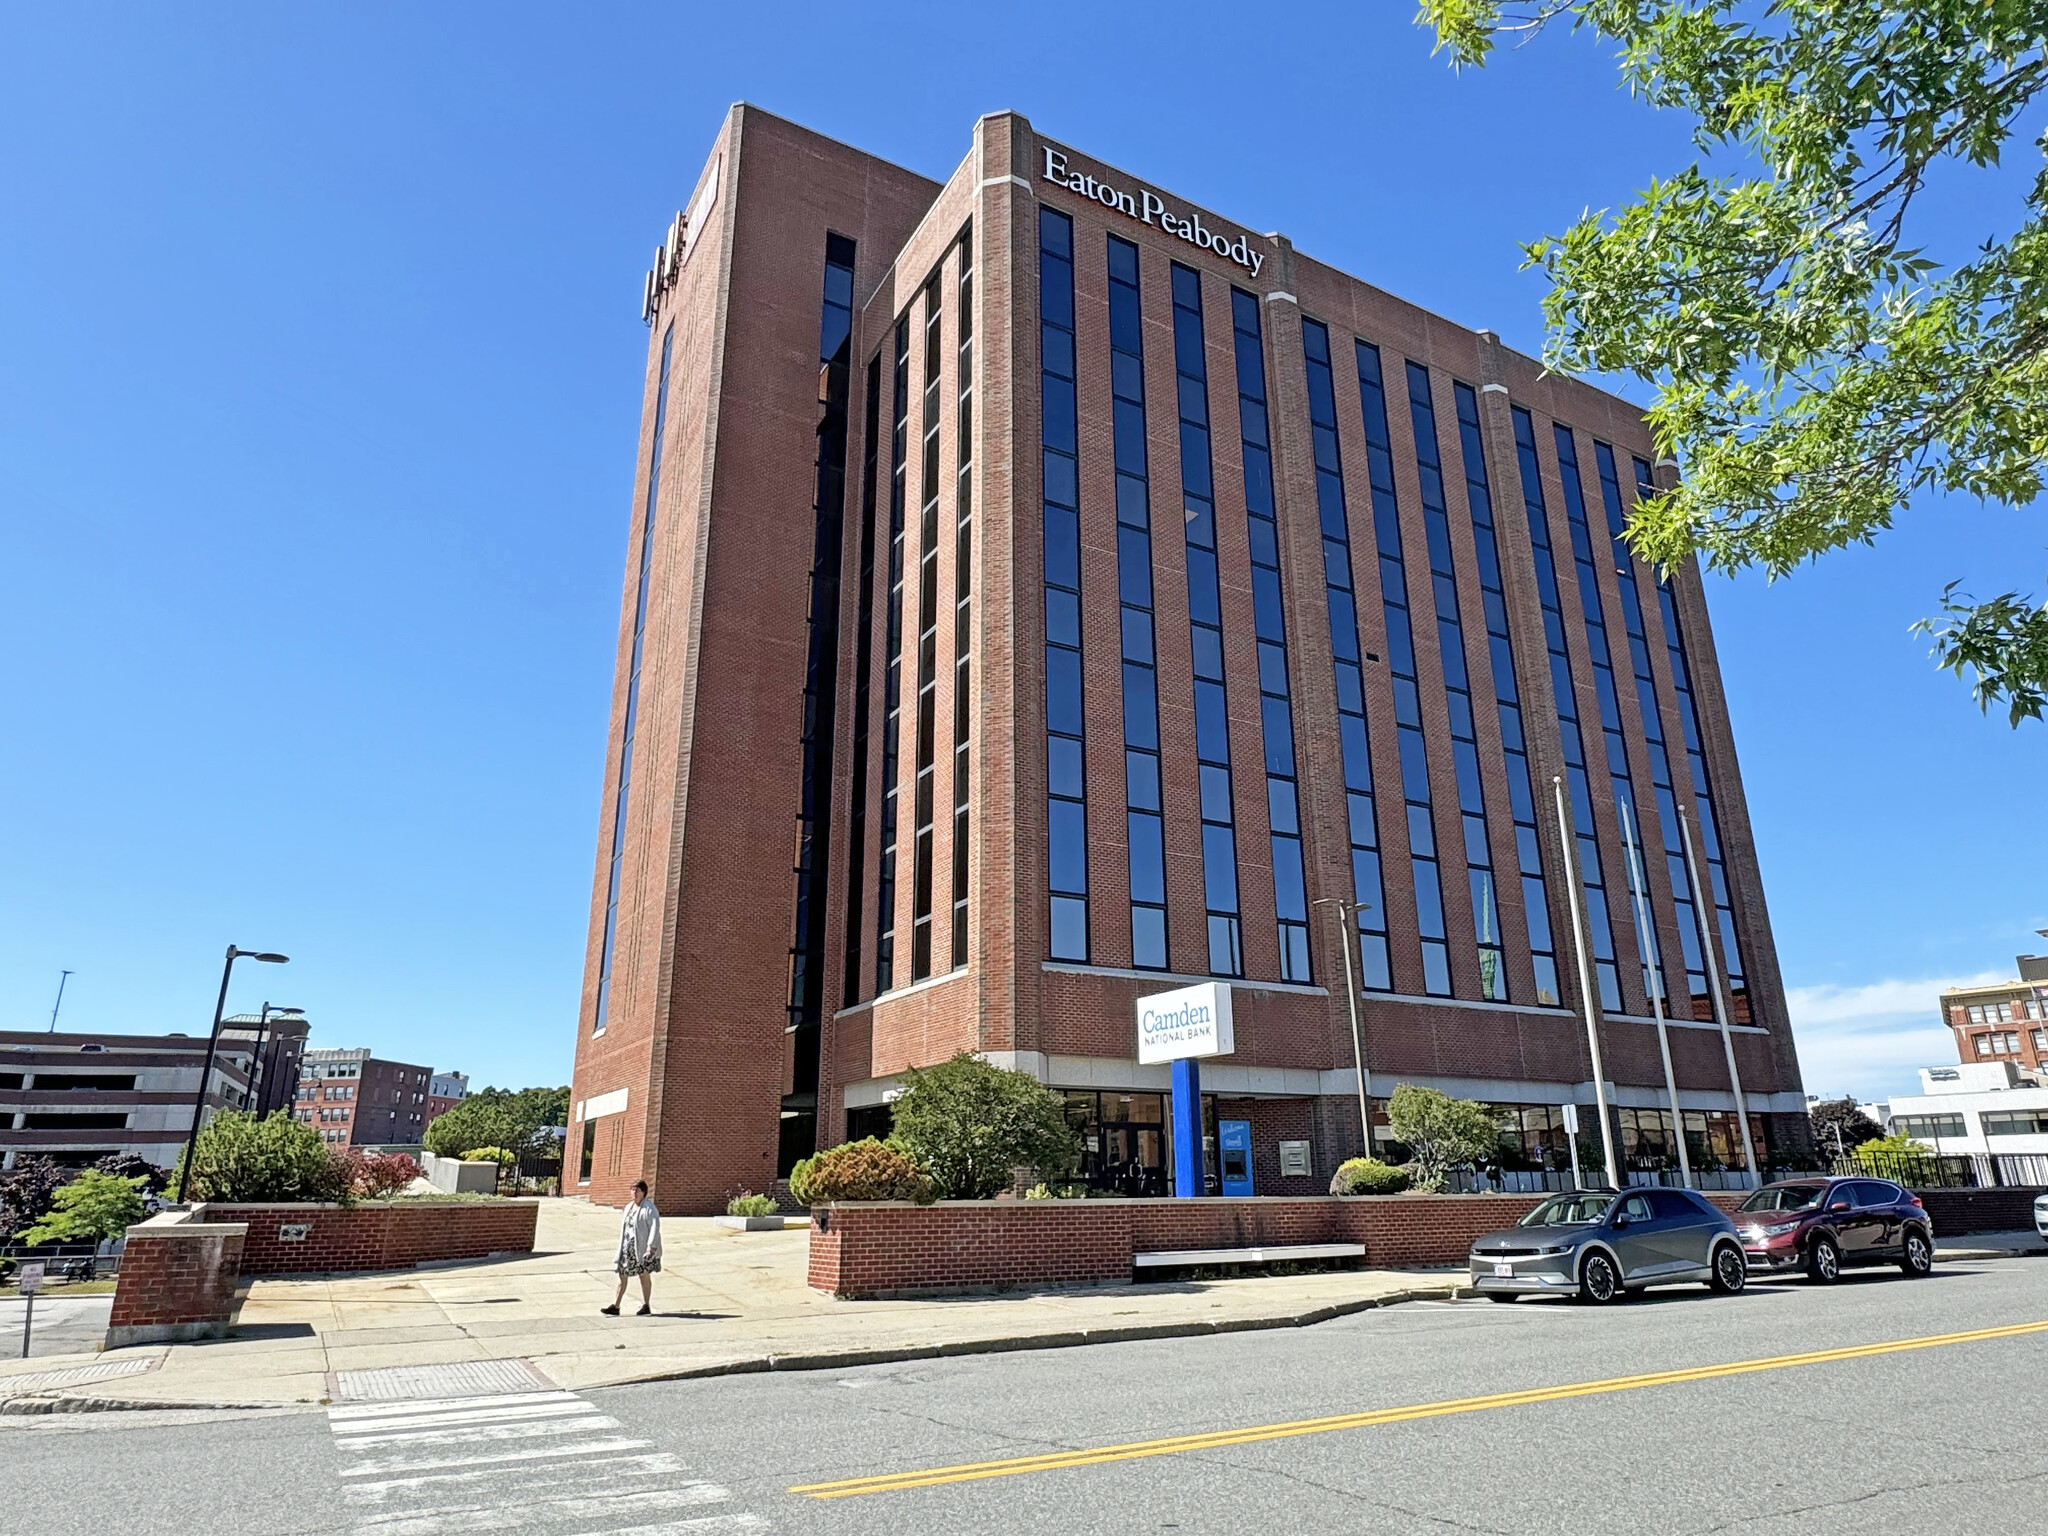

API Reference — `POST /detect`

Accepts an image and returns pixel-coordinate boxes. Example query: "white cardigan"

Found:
[618,1198,662,1264]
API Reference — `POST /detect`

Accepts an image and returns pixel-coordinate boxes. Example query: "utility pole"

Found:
[1553,776,1622,1190]
[47,971,73,1033]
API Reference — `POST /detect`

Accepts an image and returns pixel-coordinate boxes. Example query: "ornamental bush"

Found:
[788,1139,936,1206]
[177,1111,352,1203]
[1386,1084,1502,1191]
[888,1053,1081,1199]
[347,1151,424,1198]
[460,1146,517,1170]
[725,1192,778,1217]
[1328,1157,1412,1196]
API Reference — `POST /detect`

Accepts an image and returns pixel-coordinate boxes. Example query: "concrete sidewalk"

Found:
[0,1200,1467,1412]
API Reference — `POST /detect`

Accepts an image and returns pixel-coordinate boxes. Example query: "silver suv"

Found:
[1470,1188,1749,1303]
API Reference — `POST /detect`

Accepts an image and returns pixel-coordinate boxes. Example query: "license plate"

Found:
[1493,1262,1513,1277]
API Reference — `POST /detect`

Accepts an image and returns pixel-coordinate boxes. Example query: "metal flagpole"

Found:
[1678,803,1759,1183]
[1553,776,1621,1190]
[1618,796,1692,1188]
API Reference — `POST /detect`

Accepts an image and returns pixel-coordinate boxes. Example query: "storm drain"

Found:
[0,1356,156,1396]
[331,1356,553,1402]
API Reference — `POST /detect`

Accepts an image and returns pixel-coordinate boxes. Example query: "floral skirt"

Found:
[616,1248,662,1277]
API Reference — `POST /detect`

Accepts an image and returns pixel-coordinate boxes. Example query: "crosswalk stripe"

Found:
[339,1437,658,1479]
[350,1482,739,1536]
[344,1450,688,1500]
[333,1414,622,1450]
[330,1400,598,1435]
[330,1390,578,1423]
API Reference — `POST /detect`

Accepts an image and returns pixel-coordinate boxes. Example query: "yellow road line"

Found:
[791,1317,2048,1498]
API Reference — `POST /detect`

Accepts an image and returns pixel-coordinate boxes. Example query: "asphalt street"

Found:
[6,1257,2045,1535]
[0,1293,113,1359]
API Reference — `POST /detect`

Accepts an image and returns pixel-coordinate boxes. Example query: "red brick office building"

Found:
[567,106,1809,1212]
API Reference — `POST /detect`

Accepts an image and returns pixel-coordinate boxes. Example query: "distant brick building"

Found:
[426,1071,469,1126]
[1942,952,2048,1079]
[294,1048,436,1148]
[568,106,1807,1213]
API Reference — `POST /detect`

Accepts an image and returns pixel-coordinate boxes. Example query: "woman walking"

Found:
[602,1180,662,1316]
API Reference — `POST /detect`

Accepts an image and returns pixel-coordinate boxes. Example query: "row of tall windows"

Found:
[1172,264,1244,978]
[1455,383,1561,1006]
[1634,458,1749,1019]
[1040,208,1090,961]
[1357,343,1451,997]
[1554,426,1652,1007]
[841,356,882,1004]
[1407,363,1505,1000]
[875,319,910,989]
[1595,441,1698,1007]
[1107,237,1169,969]
[911,276,943,980]
[1301,320,1393,989]
[593,323,673,1035]
[951,230,974,971]
[783,234,856,1149]
[1236,291,1311,982]
[1513,407,1623,1011]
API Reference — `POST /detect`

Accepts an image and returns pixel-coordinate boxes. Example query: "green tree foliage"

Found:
[423,1086,568,1161]
[1853,1131,1937,1170]
[1329,1157,1414,1195]
[1808,1097,1885,1154]
[93,1152,168,1195]
[15,1171,147,1246]
[787,1140,936,1205]
[1418,0,2048,722]
[1387,1084,1501,1189]
[178,1111,352,1203]
[887,1053,1082,1199]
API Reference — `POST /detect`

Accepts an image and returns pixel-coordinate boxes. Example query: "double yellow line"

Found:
[791,1317,2048,1498]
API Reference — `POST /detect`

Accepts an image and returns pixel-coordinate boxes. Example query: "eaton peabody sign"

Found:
[1135,980,1236,1065]
[1041,149,1266,278]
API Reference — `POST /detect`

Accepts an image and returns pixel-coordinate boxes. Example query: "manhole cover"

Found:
[332,1357,553,1402]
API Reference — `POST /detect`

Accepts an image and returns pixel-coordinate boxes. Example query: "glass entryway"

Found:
[1062,1090,1222,1196]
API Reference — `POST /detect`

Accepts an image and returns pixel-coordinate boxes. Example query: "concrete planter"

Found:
[714,1214,802,1231]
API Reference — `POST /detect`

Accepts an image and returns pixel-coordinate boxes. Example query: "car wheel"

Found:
[1709,1242,1748,1295]
[1807,1234,1841,1284]
[1579,1250,1620,1304]
[1898,1229,1933,1278]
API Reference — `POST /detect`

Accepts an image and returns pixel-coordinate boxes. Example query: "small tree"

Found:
[1386,1085,1501,1191]
[0,1156,64,1240]
[177,1111,352,1203]
[888,1053,1081,1199]
[15,1171,147,1246]
[1853,1133,1936,1173]
[1809,1099,1885,1158]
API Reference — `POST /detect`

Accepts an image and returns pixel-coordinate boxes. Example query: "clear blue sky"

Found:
[2,5,2040,1104]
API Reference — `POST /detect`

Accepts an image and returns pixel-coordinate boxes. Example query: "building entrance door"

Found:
[1065,1091,1169,1196]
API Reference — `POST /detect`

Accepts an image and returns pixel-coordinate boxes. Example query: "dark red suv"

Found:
[1736,1177,1935,1282]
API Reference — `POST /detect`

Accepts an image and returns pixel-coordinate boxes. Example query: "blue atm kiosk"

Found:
[1218,1119,1254,1196]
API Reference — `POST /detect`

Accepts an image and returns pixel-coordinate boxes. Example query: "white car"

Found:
[2035,1192,2048,1241]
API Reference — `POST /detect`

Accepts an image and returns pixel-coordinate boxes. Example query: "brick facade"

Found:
[192,1199,538,1274]
[572,104,1806,1216]
[105,1210,247,1348]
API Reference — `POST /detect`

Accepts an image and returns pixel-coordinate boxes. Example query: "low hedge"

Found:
[789,1139,936,1205]
[1329,1157,1413,1196]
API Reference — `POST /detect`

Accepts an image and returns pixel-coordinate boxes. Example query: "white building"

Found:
[1883,1062,2048,1182]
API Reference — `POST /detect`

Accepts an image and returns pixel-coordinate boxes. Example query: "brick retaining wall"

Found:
[106,1210,247,1348]
[195,1199,539,1273]
[1917,1186,2046,1236]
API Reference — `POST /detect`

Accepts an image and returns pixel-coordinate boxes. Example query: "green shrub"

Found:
[14,1171,147,1245]
[788,1139,935,1205]
[1852,1132,1935,1171]
[1387,1084,1501,1190]
[460,1146,517,1170]
[347,1151,424,1198]
[176,1111,352,1203]
[888,1053,1081,1199]
[725,1192,779,1217]
[1328,1157,1412,1196]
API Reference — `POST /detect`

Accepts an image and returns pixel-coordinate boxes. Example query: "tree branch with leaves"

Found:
[1419,0,2048,723]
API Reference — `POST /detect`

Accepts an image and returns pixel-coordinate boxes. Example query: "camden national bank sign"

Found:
[1041,148,1266,278]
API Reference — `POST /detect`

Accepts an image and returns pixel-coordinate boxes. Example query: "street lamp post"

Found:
[176,946,288,1198]
[246,1003,302,1116]
[1312,898,1374,1159]
[1553,776,1623,1191]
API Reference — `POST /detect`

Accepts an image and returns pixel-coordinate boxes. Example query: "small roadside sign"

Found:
[1561,1103,1580,1134]
[17,1262,45,1359]
[17,1262,44,1295]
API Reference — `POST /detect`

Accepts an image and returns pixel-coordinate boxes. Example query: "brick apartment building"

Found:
[427,1071,469,1124]
[1942,950,2048,1080]
[568,106,1808,1212]
[294,1048,439,1149]
[1,1012,309,1172]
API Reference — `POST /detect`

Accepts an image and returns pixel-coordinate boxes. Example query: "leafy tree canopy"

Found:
[1808,1097,1885,1152]
[423,1085,568,1161]
[888,1053,1081,1199]
[15,1171,147,1246]
[1419,0,2048,722]
[179,1110,352,1203]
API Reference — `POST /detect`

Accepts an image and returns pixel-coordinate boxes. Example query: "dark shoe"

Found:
[635,1304,652,1316]
[600,1304,620,1316]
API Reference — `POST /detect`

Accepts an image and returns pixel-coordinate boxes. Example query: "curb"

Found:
[578,1280,1476,1389]
[5,1280,1475,1413]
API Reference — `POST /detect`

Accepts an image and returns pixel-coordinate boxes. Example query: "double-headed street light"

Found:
[247,1002,304,1114]
[176,945,289,1198]
[1311,898,1375,1159]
